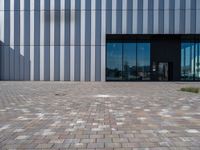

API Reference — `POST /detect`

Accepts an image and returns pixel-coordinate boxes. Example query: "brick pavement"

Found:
[0,82,199,150]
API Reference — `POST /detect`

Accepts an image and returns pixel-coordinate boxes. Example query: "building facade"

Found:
[0,0,200,81]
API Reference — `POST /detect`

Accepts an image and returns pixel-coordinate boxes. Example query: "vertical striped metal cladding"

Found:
[0,0,199,81]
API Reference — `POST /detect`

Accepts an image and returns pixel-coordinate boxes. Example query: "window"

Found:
[106,42,151,81]
[181,42,200,81]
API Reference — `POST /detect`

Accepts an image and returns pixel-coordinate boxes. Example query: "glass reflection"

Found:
[106,43,122,80]
[181,43,200,81]
[137,43,151,80]
[106,42,151,81]
[123,43,137,80]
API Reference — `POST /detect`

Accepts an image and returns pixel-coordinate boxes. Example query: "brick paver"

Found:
[0,82,200,149]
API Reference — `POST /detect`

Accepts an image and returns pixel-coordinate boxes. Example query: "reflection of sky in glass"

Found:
[107,43,122,70]
[181,43,200,80]
[137,43,150,66]
[123,43,136,67]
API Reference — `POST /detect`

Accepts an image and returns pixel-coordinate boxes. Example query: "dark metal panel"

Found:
[159,10,164,33]
[54,11,60,45]
[127,11,132,33]
[54,46,60,80]
[34,0,40,10]
[14,3,20,80]
[34,46,40,80]
[64,46,70,81]
[85,46,91,81]
[55,0,60,10]
[95,46,101,81]
[148,10,153,33]
[34,11,40,46]
[65,10,70,46]
[75,11,80,45]
[86,0,91,10]
[117,0,122,10]
[96,10,101,46]
[180,12,185,34]
[96,0,101,10]
[85,11,91,45]
[191,10,196,34]
[137,10,143,34]
[24,46,30,80]
[44,46,50,80]
[116,10,122,34]
[74,46,80,81]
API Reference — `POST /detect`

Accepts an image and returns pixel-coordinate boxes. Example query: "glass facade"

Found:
[181,43,200,81]
[106,42,150,81]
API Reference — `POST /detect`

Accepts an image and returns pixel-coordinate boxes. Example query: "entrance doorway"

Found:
[158,62,169,81]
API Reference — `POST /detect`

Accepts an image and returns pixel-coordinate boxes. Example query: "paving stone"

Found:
[0,82,199,149]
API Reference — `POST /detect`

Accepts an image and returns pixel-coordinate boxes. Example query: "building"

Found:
[0,0,200,81]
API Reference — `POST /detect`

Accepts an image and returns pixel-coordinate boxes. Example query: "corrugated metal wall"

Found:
[0,0,199,81]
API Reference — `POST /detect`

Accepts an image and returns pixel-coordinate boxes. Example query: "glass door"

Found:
[158,62,169,81]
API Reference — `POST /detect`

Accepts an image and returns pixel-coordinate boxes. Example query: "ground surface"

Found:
[0,82,200,150]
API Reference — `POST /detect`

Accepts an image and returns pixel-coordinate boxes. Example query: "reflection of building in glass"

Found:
[192,56,200,78]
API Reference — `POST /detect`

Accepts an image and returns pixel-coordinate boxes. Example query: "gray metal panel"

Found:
[24,0,30,10]
[137,10,143,34]
[148,0,153,10]
[96,0,101,10]
[148,10,153,33]
[127,11,132,33]
[34,46,40,80]
[159,0,164,10]
[191,10,196,33]
[24,46,30,80]
[169,0,175,10]
[45,0,50,10]
[95,46,101,81]
[14,0,20,10]
[14,9,20,80]
[75,0,81,10]
[9,46,14,80]
[34,11,40,45]
[85,11,91,45]
[44,46,50,80]
[86,0,91,10]
[191,0,196,9]
[74,46,80,81]
[127,0,132,10]
[24,12,30,45]
[64,46,70,80]
[106,0,112,10]
[117,0,122,10]
[75,11,80,45]
[159,10,164,33]
[96,10,101,46]
[35,0,40,10]
[196,10,200,33]
[4,46,10,80]
[85,46,91,81]
[55,0,60,10]
[116,10,122,34]
[4,4,10,46]
[65,10,70,46]
[138,0,143,10]
[44,11,50,45]
[55,11,60,45]
[106,10,112,34]
[169,10,174,34]
[180,0,186,10]
[54,46,60,80]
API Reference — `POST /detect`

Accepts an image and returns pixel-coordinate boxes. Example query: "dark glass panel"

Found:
[195,43,200,80]
[137,43,151,80]
[106,43,123,80]
[123,43,137,80]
